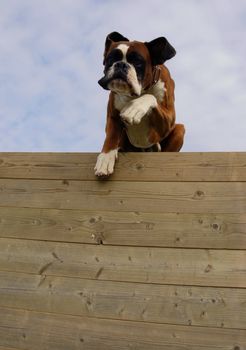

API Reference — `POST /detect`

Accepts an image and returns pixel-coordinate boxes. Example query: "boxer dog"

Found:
[95,32,185,176]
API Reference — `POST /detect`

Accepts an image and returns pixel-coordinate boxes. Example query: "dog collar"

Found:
[144,65,161,91]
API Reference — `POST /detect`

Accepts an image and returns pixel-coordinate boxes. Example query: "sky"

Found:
[0,0,245,152]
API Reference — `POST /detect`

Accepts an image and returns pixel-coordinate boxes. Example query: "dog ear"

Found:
[145,37,176,65]
[103,32,129,64]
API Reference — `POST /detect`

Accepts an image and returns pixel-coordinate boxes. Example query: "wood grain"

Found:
[0,179,245,213]
[0,238,245,288]
[0,307,245,350]
[0,152,245,347]
[0,270,245,329]
[0,207,246,249]
[0,152,245,181]
[0,347,22,350]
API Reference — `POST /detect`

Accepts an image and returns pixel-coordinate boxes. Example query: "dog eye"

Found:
[131,60,143,68]
[127,51,145,68]
[106,55,116,65]
[106,57,115,66]
[106,49,123,67]
[134,60,143,67]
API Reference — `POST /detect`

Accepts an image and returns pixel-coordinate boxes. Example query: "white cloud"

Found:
[0,0,245,151]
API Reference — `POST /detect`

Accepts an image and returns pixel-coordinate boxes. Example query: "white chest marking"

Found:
[114,79,166,111]
[114,94,134,111]
[147,80,166,103]
[123,94,157,148]
[117,94,157,149]
[113,79,166,149]
[126,115,153,148]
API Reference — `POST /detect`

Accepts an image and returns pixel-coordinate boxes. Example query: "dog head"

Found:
[98,31,176,96]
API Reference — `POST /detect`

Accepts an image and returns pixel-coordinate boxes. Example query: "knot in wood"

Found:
[136,162,144,170]
[193,190,205,199]
[212,223,220,231]
[91,232,105,244]
[204,264,213,273]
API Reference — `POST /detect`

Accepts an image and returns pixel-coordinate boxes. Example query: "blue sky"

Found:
[0,0,245,151]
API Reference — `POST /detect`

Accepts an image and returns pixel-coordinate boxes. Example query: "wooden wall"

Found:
[0,152,245,350]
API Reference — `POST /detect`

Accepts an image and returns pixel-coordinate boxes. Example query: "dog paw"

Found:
[94,150,118,176]
[120,94,157,125]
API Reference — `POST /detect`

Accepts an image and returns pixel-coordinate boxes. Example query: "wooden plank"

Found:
[0,270,245,329]
[0,179,245,214]
[0,238,245,288]
[1,207,246,249]
[0,347,22,350]
[0,307,245,350]
[0,152,245,182]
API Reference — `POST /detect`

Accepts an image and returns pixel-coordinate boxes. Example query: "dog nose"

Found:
[115,61,128,72]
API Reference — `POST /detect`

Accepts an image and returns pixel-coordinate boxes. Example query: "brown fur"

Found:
[101,61,185,153]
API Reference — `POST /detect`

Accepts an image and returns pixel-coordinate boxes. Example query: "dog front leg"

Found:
[120,94,157,125]
[95,117,122,177]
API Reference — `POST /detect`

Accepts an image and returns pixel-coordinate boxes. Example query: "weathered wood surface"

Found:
[0,152,245,349]
[0,152,245,181]
[0,238,245,288]
[0,307,245,350]
[0,348,21,350]
[0,179,246,213]
[0,207,245,249]
[0,270,245,329]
